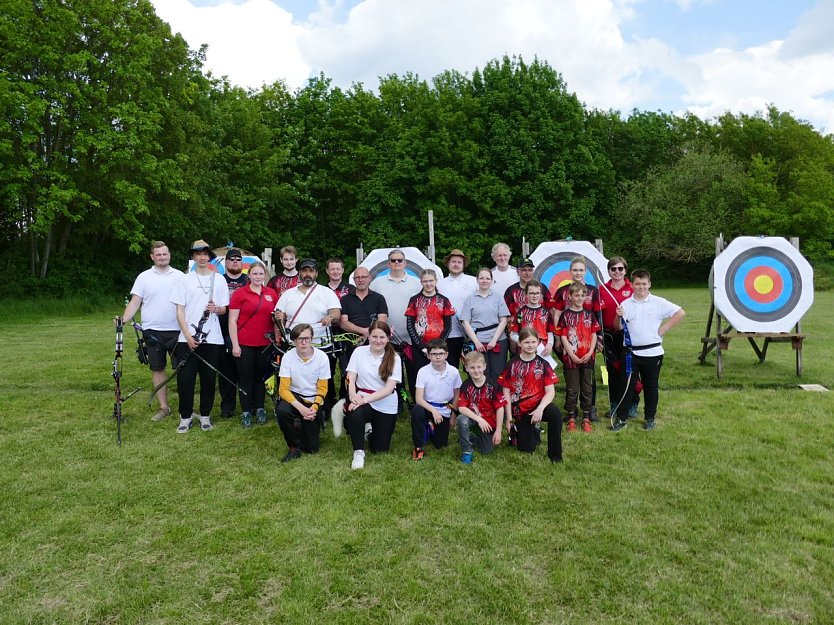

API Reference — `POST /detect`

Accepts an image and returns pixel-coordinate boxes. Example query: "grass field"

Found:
[1,289,833,624]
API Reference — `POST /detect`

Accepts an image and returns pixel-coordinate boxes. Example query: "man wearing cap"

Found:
[119,241,184,422]
[437,249,477,369]
[170,240,231,433]
[273,259,341,347]
[217,249,250,418]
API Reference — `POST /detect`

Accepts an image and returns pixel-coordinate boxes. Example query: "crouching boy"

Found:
[410,339,462,461]
[456,351,506,464]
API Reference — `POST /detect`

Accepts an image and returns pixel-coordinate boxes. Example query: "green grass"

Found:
[1,289,833,624]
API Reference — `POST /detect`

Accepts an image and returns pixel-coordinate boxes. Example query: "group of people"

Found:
[119,239,685,469]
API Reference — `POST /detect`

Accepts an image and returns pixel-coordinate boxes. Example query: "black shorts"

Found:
[145,330,179,371]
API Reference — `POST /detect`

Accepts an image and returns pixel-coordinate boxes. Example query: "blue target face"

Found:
[725,247,800,322]
[534,254,600,296]
[368,261,423,281]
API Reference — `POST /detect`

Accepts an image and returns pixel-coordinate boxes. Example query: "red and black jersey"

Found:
[504,282,553,319]
[498,355,558,418]
[556,308,601,369]
[553,283,602,313]
[405,292,456,345]
[600,279,633,328]
[266,273,299,301]
[458,378,506,430]
[510,305,554,344]
[329,281,354,301]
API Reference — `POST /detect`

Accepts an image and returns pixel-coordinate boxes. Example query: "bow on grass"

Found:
[112,317,140,446]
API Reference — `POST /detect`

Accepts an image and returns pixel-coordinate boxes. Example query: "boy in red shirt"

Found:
[509,280,557,369]
[456,351,506,464]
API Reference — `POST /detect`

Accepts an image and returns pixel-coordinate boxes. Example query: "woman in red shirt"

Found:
[229,262,279,427]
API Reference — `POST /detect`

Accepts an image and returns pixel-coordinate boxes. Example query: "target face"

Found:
[188,249,263,276]
[349,247,444,284]
[529,241,609,295]
[712,237,813,332]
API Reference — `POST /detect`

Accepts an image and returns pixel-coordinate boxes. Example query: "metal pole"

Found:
[427,210,436,264]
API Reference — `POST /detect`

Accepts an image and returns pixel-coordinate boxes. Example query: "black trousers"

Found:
[514,403,563,461]
[410,405,451,449]
[345,404,398,452]
[404,348,428,402]
[218,343,239,414]
[446,337,464,370]
[604,331,628,412]
[234,345,271,414]
[616,354,663,422]
[174,343,220,419]
[275,399,323,453]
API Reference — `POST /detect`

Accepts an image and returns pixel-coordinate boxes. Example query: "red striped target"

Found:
[529,241,609,294]
[712,237,813,332]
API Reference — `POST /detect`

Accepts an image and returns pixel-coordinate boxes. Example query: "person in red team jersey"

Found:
[498,327,563,463]
[266,245,300,301]
[509,280,557,370]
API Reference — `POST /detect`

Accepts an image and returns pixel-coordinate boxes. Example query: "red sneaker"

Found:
[567,418,576,432]
[582,418,592,433]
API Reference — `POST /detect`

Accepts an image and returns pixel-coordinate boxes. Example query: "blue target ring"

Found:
[368,261,423,282]
[724,247,801,322]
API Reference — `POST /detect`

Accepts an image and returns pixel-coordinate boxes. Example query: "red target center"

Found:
[743,266,783,304]
[547,270,573,293]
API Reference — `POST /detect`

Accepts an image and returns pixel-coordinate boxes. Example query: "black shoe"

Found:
[281,448,302,463]
[643,419,655,431]
[588,406,599,423]
[611,419,627,432]
[220,411,233,419]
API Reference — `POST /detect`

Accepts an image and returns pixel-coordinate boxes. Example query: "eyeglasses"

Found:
[296,336,313,342]
[610,266,626,272]
[389,258,405,264]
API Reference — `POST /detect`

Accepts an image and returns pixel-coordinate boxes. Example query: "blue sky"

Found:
[152,0,834,132]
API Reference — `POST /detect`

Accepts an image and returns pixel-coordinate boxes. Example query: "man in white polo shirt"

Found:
[119,241,184,422]
[437,248,477,369]
[273,258,341,348]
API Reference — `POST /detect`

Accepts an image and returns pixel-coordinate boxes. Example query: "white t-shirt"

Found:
[620,294,681,357]
[491,266,518,299]
[275,284,341,345]
[170,271,230,345]
[437,273,477,338]
[416,363,462,417]
[346,345,402,414]
[279,347,331,400]
[130,266,184,331]
[369,274,421,345]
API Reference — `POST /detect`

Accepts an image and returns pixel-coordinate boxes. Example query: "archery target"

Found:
[529,241,609,294]
[712,236,813,332]
[349,247,444,284]
[188,249,264,276]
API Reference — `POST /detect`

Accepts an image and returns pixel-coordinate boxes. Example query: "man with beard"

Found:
[273,258,341,348]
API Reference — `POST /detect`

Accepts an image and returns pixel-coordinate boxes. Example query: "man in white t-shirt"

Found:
[437,248,477,369]
[274,258,341,348]
[490,242,517,299]
[119,241,184,422]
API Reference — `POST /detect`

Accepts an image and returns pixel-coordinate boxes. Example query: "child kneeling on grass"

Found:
[456,351,506,464]
[555,281,601,433]
[498,327,563,463]
[410,339,462,461]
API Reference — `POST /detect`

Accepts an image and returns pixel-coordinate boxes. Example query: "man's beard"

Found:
[301,277,316,287]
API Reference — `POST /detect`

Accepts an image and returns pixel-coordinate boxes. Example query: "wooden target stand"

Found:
[698,235,806,379]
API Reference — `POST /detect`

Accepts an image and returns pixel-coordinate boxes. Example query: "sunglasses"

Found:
[389,258,405,264]
[610,266,626,272]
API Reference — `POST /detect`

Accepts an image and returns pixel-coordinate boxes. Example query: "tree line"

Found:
[2,0,833,297]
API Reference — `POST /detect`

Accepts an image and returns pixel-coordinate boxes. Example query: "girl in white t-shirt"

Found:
[344,321,402,470]
[275,324,331,461]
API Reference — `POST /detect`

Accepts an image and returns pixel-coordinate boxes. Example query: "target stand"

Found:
[698,235,812,379]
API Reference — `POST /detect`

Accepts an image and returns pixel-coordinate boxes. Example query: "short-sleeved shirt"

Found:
[458,378,505,429]
[171,272,231,346]
[504,282,553,319]
[130,266,184,331]
[279,347,331,400]
[600,279,633,329]
[415,362,462,417]
[510,305,555,344]
[459,289,509,343]
[620,294,681,357]
[405,292,456,345]
[229,284,278,347]
[553,283,602,313]
[491,266,518,299]
[370,274,422,345]
[266,273,299,301]
[219,273,250,337]
[346,345,403,414]
[556,308,601,369]
[328,281,354,301]
[498,355,558,418]
[340,290,389,329]
[437,273,477,339]
[275,284,341,345]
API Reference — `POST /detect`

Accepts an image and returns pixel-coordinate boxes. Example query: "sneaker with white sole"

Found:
[151,407,171,422]
[176,416,193,434]
[199,415,213,431]
[351,450,365,470]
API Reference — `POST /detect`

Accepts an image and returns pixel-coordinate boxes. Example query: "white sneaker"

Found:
[176,416,193,434]
[351,450,365,470]
[331,399,345,438]
[199,415,213,431]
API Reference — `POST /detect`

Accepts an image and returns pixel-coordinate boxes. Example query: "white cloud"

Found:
[149,0,834,132]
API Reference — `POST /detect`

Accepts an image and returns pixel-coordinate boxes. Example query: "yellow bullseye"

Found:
[753,274,774,295]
